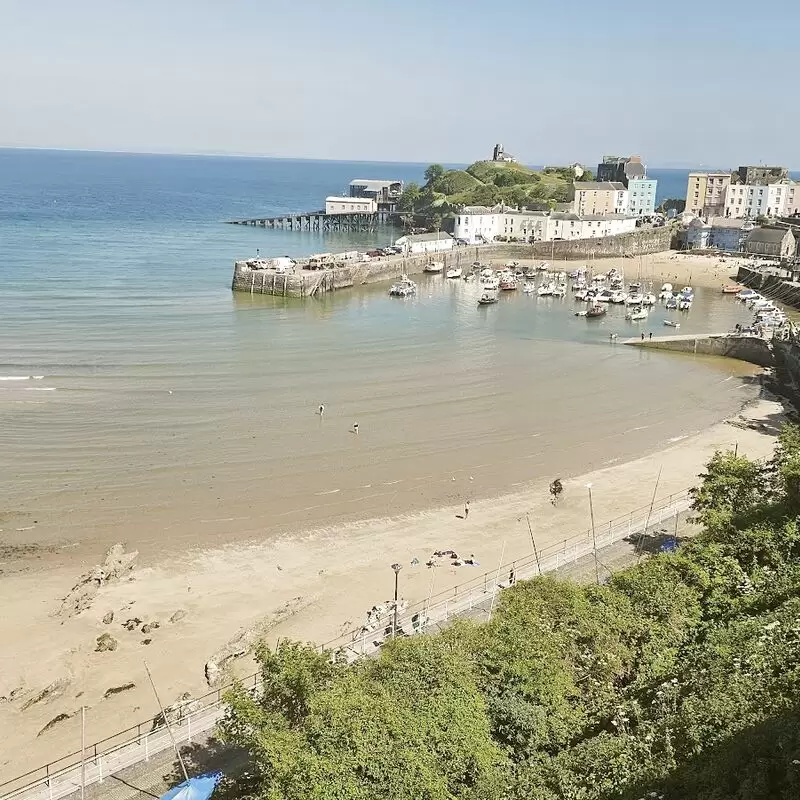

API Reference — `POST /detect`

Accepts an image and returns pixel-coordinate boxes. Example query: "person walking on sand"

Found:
[353,422,359,435]
[318,404,325,417]
[464,500,470,519]
[649,332,653,340]
[641,332,645,341]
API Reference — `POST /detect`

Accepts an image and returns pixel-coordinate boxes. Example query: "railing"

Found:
[0,490,692,800]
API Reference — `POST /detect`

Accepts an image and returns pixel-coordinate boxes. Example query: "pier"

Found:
[226,210,397,231]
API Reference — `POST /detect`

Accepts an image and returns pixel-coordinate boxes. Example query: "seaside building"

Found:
[325,196,377,215]
[394,231,454,255]
[684,217,754,251]
[452,207,636,243]
[735,165,788,186]
[685,172,731,218]
[723,180,800,219]
[348,179,403,205]
[627,178,658,217]
[572,181,628,216]
[492,143,516,163]
[596,155,645,186]
[744,227,797,260]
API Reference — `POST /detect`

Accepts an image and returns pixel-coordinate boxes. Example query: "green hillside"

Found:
[398,161,589,229]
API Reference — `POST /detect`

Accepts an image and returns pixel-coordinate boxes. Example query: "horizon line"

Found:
[0,145,750,172]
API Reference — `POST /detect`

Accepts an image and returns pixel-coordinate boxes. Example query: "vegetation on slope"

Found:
[397,161,592,230]
[220,424,800,800]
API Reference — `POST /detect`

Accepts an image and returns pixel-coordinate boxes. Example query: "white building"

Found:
[724,181,800,219]
[394,232,454,255]
[453,207,636,243]
[325,196,377,215]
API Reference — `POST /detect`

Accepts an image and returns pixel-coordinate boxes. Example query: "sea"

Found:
[0,149,759,562]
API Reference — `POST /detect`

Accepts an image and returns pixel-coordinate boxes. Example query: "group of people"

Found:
[317,404,358,434]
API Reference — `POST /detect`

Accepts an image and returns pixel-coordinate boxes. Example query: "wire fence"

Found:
[0,490,692,800]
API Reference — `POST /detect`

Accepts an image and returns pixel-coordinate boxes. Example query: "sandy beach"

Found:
[0,389,786,781]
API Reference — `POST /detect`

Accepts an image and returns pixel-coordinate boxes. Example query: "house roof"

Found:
[462,205,505,214]
[396,232,454,243]
[349,179,402,190]
[708,217,752,230]
[624,162,646,180]
[746,228,789,245]
[574,181,627,191]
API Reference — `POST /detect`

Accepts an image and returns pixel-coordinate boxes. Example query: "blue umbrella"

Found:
[159,772,223,800]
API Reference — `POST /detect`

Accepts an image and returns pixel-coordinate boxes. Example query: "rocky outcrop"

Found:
[21,678,70,711]
[103,682,135,699]
[58,544,138,618]
[95,633,118,652]
[38,713,73,737]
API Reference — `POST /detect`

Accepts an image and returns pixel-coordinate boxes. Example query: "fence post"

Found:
[145,731,149,762]
[188,713,192,744]
[98,755,103,783]
[444,599,449,620]
[47,779,53,800]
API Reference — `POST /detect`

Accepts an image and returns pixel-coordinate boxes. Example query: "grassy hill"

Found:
[398,161,588,229]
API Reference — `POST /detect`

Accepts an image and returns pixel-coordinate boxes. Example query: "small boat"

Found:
[595,289,614,303]
[389,276,417,297]
[537,282,554,297]
[610,290,628,304]
[665,295,678,310]
[551,284,567,298]
[625,307,648,321]
[663,320,681,328]
[499,273,518,290]
[446,266,462,279]
[625,293,644,306]
[641,293,657,306]
[586,303,607,318]
[574,309,588,317]
[737,288,759,301]
[523,282,536,294]
[424,261,444,273]
[659,282,674,300]
[722,284,743,294]
[678,298,692,311]
[478,289,498,305]
[680,286,694,297]
[574,288,589,301]
[523,268,537,279]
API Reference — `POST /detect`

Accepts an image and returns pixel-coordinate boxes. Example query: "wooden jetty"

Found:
[226,210,397,232]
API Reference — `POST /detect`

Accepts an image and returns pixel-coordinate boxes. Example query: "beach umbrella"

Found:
[159,772,223,800]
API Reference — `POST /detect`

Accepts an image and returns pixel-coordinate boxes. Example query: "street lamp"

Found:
[391,563,402,638]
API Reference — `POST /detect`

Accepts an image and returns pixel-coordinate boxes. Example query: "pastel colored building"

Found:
[686,172,731,218]
[572,181,628,216]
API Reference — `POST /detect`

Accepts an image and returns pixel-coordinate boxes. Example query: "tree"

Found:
[424,164,446,185]
[397,182,421,212]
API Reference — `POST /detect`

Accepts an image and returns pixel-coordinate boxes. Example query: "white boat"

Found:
[659,283,674,300]
[551,284,567,298]
[680,286,694,297]
[537,282,554,296]
[523,282,537,294]
[663,320,681,328]
[610,290,628,304]
[482,276,500,290]
[424,261,444,273]
[625,308,648,321]
[625,293,644,306]
[641,293,657,306]
[595,289,614,303]
[678,298,692,311]
[737,288,759,301]
[574,288,589,301]
[478,289,498,305]
[389,276,417,297]
[665,296,678,309]
[499,275,518,291]
[446,266,462,279]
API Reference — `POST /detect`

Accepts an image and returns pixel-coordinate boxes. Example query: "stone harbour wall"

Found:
[626,334,775,368]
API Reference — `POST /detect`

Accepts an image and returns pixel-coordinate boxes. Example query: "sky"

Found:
[2,0,798,168]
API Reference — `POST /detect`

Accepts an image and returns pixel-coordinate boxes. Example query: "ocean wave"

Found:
[0,375,44,381]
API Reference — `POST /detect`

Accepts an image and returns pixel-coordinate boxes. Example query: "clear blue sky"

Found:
[2,0,798,167]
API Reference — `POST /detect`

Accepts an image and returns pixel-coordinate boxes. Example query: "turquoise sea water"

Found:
[0,150,759,561]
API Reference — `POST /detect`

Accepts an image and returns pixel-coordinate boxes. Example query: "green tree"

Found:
[424,164,446,185]
[397,182,421,212]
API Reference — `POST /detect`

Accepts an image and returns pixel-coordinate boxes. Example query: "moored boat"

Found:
[389,276,417,297]
[722,284,743,294]
[446,266,462,279]
[478,288,498,305]
[659,282,674,300]
[499,275,518,290]
[625,307,648,321]
[424,261,444,273]
[641,292,657,306]
[663,319,680,328]
[586,303,607,318]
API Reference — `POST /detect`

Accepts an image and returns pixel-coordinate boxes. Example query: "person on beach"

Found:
[649,332,653,340]
[464,500,470,519]
[641,332,645,341]
[508,567,516,586]
[318,404,325,416]
[353,422,359,435]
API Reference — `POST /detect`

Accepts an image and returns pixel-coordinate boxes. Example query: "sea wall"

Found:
[736,266,800,310]
[626,334,775,368]
[232,227,674,297]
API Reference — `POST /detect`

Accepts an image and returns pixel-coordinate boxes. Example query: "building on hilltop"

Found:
[686,172,731,218]
[734,165,789,186]
[491,144,517,163]
[394,231,454,255]
[325,196,377,215]
[572,181,629,216]
[349,179,403,205]
[744,227,796,260]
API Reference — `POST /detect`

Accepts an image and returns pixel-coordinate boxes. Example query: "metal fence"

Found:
[0,490,692,800]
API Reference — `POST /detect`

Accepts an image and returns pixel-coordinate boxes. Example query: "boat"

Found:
[641,292,657,306]
[537,282,554,297]
[663,320,681,328]
[574,288,590,301]
[737,288,759,301]
[389,276,417,297]
[424,261,444,273]
[551,284,567,298]
[665,295,678,310]
[523,282,536,294]
[625,307,648,321]
[586,303,607,318]
[722,284,743,294]
[499,276,518,290]
[609,290,628,304]
[680,286,694,299]
[659,282,674,300]
[446,266,462,279]
[678,298,693,311]
[478,289,498,305]
[595,289,614,303]
[625,292,644,306]
[523,267,537,279]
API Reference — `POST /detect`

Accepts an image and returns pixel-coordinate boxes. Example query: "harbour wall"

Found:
[626,334,775,368]
[231,227,673,297]
[736,266,800,311]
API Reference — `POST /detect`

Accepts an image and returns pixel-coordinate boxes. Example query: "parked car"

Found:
[366,249,383,257]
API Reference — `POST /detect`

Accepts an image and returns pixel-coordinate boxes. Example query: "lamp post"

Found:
[391,563,402,638]
[587,483,600,586]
